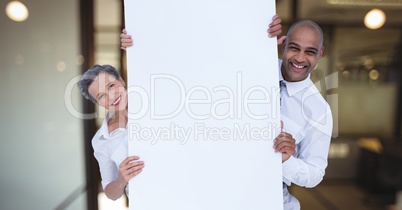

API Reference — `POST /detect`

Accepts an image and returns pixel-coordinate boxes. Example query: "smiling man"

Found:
[273,20,333,210]
[281,20,324,82]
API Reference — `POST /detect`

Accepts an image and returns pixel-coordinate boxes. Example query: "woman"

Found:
[78,14,283,201]
[78,65,144,200]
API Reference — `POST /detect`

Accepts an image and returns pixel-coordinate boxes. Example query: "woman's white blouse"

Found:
[92,110,128,190]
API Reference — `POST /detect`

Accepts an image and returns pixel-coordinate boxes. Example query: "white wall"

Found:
[0,0,86,209]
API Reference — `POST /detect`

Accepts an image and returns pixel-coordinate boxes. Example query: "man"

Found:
[273,20,333,210]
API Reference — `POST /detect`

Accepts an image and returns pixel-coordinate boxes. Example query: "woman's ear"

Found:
[118,76,126,86]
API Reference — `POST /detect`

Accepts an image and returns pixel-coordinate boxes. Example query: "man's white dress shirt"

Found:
[278,60,333,210]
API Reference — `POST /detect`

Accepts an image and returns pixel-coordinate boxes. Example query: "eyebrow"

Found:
[289,42,319,53]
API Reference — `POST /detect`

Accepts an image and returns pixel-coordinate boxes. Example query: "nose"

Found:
[294,51,306,63]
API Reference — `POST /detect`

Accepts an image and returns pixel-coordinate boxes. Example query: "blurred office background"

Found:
[0,0,401,209]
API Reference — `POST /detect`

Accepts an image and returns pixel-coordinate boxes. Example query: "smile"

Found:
[112,95,122,106]
[291,62,306,69]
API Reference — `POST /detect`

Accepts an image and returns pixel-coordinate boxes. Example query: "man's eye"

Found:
[306,51,317,55]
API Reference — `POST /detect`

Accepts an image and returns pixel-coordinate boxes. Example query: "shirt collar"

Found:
[278,60,314,97]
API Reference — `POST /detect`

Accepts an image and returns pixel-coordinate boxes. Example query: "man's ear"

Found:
[277,35,286,46]
[281,38,287,52]
[319,47,324,59]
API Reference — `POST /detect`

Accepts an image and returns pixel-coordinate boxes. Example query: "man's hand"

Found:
[273,121,296,163]
[267,14,282,38]
[116,156,144,187]
[266,14,286,46]
[120,29,133,51]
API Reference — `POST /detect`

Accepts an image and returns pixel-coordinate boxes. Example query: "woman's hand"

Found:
[116,156,144,187]
[121,29,133,51]
[104,155,144,200]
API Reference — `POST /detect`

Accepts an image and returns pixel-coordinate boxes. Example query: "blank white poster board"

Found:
[124,1,283,209]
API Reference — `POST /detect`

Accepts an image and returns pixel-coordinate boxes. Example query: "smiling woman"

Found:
[87,72,127,111]
[77,65,145,201]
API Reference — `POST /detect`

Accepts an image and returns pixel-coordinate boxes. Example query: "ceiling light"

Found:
[364,9,386,30]
[369,69,379,80]
[5,1,28,22]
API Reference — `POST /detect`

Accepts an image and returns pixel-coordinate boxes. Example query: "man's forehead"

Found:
[289,31,321,47]
[291,26,322,46]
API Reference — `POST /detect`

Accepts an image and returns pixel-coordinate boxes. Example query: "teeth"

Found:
[292,63,304,69]
[112,96,121,106]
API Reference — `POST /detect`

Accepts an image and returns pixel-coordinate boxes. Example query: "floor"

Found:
[98,179,400,210]
[289,179,398,210]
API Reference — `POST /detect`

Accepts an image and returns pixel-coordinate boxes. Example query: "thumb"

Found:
[280,120,284,131]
